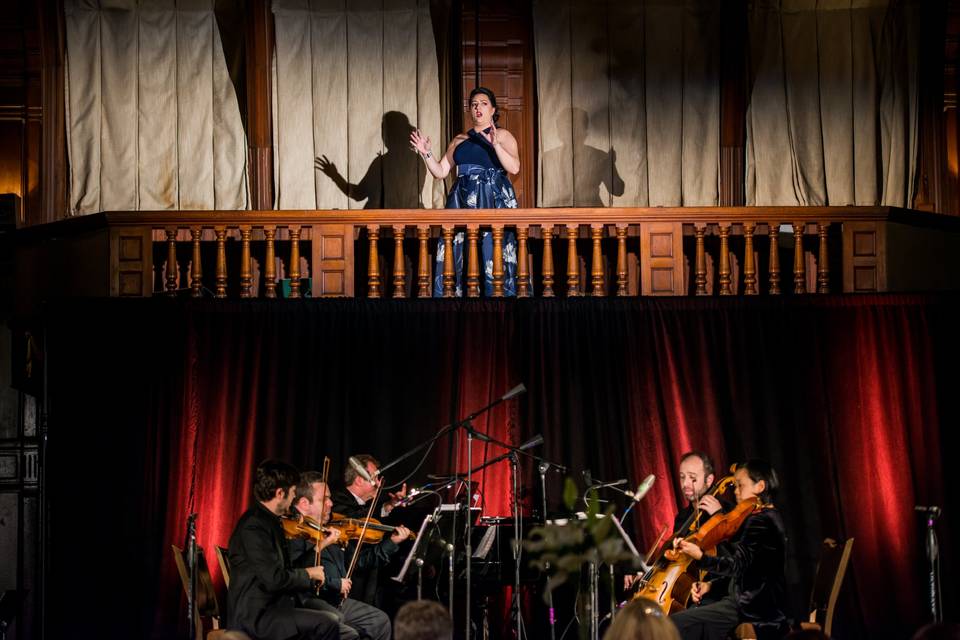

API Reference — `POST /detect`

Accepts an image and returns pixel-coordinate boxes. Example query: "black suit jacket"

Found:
[289,534,398,606]
[697,508,787,629]
[330,487,390,604]
[226,503,314,638]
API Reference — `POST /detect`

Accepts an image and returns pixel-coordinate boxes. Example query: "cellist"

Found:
[625,451,732,605]
[669,459,788,640]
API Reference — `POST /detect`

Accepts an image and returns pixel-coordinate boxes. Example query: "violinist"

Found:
[331,454,407,605]
[225,460,339,640]
[669,459,788,640]
[291,471,411,640]
[625,451,730,605]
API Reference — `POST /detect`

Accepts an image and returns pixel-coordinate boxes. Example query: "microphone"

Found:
[583,469,594,487]
[501,383,527,401]
[518,434,544,451]
[915,505,942,517]
[625,474,656,502]
[349,456,375,483]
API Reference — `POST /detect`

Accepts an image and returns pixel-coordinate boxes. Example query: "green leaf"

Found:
[563,477,578,511]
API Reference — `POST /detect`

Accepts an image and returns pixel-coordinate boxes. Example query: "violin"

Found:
[664,496,762,562]
[328,513,417,545]
[280,513,348,548]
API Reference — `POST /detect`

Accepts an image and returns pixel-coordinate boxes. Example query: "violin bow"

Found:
[315,456,331,594]
[340,480,382,607]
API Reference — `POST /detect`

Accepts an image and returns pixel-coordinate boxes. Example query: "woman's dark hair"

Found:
[469,86,500,123]
[737,459,780,503]
[253,459,300,502]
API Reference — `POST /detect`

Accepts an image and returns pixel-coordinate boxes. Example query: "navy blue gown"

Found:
[434,128,519,297]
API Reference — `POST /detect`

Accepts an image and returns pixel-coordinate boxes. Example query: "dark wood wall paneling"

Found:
[461,0,536,208]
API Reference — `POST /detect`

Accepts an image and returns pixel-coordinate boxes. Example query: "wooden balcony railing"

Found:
[13,207,960,313]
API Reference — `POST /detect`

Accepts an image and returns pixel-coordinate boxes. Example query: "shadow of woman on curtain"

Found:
[314,111,424,208]
[541,107,624,206]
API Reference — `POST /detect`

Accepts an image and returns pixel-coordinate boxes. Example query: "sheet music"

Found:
[473,524,498,559]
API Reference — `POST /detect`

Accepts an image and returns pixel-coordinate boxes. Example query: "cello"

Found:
[630,471,740,614]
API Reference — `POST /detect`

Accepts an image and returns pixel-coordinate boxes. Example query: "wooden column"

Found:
[466,226,481,297]
[215,226,228,298]
[542,225,555,297]
[743,222,757,295]
[517,226,530,297]
[492,225,505,297]
[392,225,406,298]
[264,227,277,298]
[616,224,628,297]
[718,224,732,295]
[190,227,203,297]
[817,222,830,294]
[366,225,380,299]
[288,226,302,298]
[566,225,579,296]
[768,222,781,295]
[792,221,806,294]
[590,225,605,296]
[442,226,456,297]
[239,227,252,297]
[417,226,431,297]
[165,227,178,295]
[694,224,707,296]
[245,0,275,209]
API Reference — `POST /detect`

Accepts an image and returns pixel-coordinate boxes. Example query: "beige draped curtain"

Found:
[272,0,444,210]
[533,0,721,207]
[64,0,249,215]
[746,0,920,207]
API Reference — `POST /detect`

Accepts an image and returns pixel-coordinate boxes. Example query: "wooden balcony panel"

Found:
[12,207,960,310]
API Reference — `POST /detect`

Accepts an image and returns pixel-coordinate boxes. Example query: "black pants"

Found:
[670,596,740,640]
[300,596,391,640]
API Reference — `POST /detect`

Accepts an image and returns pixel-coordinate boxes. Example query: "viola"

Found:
[329,513,416,545]
[663,496,761,562]
[280,513,348,548]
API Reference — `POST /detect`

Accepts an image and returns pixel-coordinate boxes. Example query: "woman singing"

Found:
[410,87,520,297]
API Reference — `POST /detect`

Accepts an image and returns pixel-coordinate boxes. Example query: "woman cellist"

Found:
[669,459,789,640]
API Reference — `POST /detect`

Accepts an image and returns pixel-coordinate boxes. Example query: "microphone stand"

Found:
[922,507,942,622]
[539,461,558,640]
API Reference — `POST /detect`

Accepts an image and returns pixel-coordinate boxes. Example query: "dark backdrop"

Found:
[42,295,958,639]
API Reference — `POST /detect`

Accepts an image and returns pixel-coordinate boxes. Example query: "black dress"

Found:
[670,508,789,640]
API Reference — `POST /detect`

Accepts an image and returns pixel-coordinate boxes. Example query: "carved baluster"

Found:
[492,225,505,297]
[566,225,579,296]
[817,222,830,294]
[542,225,555,297]
[694,224,707,296]
[264,226,277,298]
[793,221,806,294]
[287,227,301,298]
[240,226,253,298]
[165,227,178,295]
[590,225,605,296]
[616,224,628,296]
[466,226,480,298]
[718,224,732,295]
[768,222,781,295]
[190,227,203,297]
[743,222,757,295]
[417,226,430,297]
[215,227,227,298]
[393,225,406,298]
[442,225,455,297]
[517,226,530,297]
[366,225,380,299]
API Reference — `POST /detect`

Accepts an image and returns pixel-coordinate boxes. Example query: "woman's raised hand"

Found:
[410,129,432,157]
